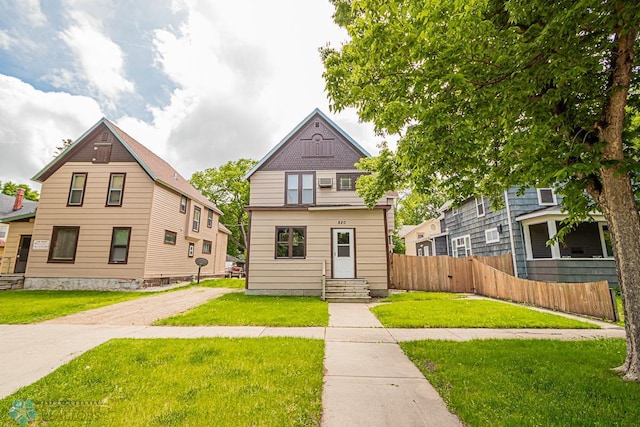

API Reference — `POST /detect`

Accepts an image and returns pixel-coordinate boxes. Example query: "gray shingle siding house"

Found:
[433,187,618,286]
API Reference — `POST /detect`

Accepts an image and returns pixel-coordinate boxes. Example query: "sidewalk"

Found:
[0,289,626,423]
[322,303,463,427]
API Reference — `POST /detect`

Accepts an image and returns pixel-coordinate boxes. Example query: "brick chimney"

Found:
[13,188,24,211]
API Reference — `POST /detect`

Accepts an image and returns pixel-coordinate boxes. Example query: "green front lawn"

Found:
[371,292,598,328]
[402,339,639,426]
[0,338,324,426]
[156,293,329,327]
[0,290,148,324]
[193,278,245,289]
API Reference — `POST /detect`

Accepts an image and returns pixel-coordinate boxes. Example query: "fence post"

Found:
[610,288,619,323]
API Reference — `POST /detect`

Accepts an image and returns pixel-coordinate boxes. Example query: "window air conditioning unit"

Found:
[318,177,333,188]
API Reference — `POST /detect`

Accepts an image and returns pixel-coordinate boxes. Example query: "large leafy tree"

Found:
[1,182,39,201]
[322,0,640,380]
[190,159,257,257]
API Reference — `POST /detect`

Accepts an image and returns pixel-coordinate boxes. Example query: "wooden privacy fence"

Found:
[390,253,618,321]
[472,259,617,321]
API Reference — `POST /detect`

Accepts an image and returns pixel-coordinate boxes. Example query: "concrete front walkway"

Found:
[322,303,463,427]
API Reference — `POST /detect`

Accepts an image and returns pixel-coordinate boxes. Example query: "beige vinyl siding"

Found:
[249,170,388,206]
[247,209,388,292]
[144,185,221,278]
[403,219,442,256]
[214,231,228,275]
[26,162,153,279]
[0,220,34,274]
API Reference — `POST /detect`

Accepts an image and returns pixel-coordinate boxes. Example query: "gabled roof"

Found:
[218,223,232,235]
[0,193,38,223]
[245,108,371,179]
[32,118,221,215]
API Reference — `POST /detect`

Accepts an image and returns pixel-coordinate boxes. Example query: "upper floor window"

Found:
[180,196,187,213]
[336,173,363,191]
[537,188,557,206]
[0,225,7,240]
[476,196,485,217]
[67,173,87,206]
[286,172,314,205]
[48,226,80,263]
[207,209,213,228]
[106,173,126,206]
[193,207,201,232]
[109,227,131,264]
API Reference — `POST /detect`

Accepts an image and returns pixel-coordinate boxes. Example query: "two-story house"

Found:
[23,118,228,290]
[432,188,618,286]
[399,219,441,256]
[244,109,394,300]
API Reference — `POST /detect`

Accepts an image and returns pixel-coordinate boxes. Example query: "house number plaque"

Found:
[337,220,347,225]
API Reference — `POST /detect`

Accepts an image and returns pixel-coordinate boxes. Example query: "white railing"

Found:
[321,259,326,301]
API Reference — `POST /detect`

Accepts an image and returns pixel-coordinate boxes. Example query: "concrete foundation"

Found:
[24,277,145,291]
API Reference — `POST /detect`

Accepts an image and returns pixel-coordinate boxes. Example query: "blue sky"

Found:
[0,0,381,187]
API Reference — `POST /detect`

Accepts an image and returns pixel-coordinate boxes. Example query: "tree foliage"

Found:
[54,139,74,157]
[323,0,640,380]
[190,159,257,257]
[1,182,39,201]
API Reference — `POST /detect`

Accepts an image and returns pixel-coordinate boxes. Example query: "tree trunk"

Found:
[590,28,639,381]
[597,172,640,381]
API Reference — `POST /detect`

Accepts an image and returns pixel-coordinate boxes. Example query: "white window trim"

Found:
[476,196,485,217]
[452,207,459,216]
[537,188,557,206]
[598,222,614,258]
[452,234,472,258]
[485,228,500,244]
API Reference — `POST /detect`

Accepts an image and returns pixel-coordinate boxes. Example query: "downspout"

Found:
[503,190,519,277]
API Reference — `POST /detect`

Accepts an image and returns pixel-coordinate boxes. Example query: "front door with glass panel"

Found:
[332,228,355,278]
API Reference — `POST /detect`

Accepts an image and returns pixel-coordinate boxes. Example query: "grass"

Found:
[192,278,245,289]
[371,292,599,328]
[155,293,329,327]
[0,337,324,426]
[381,291,463,302]
[0,290,148,324]
[401,339,639,426]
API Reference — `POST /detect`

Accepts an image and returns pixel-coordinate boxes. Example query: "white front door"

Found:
[333,228,355,278]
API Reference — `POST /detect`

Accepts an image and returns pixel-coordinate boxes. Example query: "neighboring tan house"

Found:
[0,190,38,274]
[23,118,227,290]
[244,109,395,301]
[432,187,618,286]
[399,219,441,256]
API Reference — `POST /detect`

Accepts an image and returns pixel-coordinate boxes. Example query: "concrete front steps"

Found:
[0,275,25,290]
[325,278,370,303]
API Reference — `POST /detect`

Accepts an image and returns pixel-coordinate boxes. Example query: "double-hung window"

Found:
[275,227,306,258]
[106,173,125,206]
[207,209,213,228]
[485,228,500,244]
[68,173,87,206]
[109,227,131,264]
[203,240,212,254]
[193,207,201,232]
[0,225,7,240]
[452,235,472,258]
[286,172,314,205]
[476,196,485,217]
[48,226,80,263]
[180,196,187,213]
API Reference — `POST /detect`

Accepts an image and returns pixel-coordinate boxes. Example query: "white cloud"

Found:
[58,11,134,103]
[0,74,103,186]
[18,0,47,27]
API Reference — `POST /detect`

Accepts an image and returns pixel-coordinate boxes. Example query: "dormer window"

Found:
[286,172,315,205]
